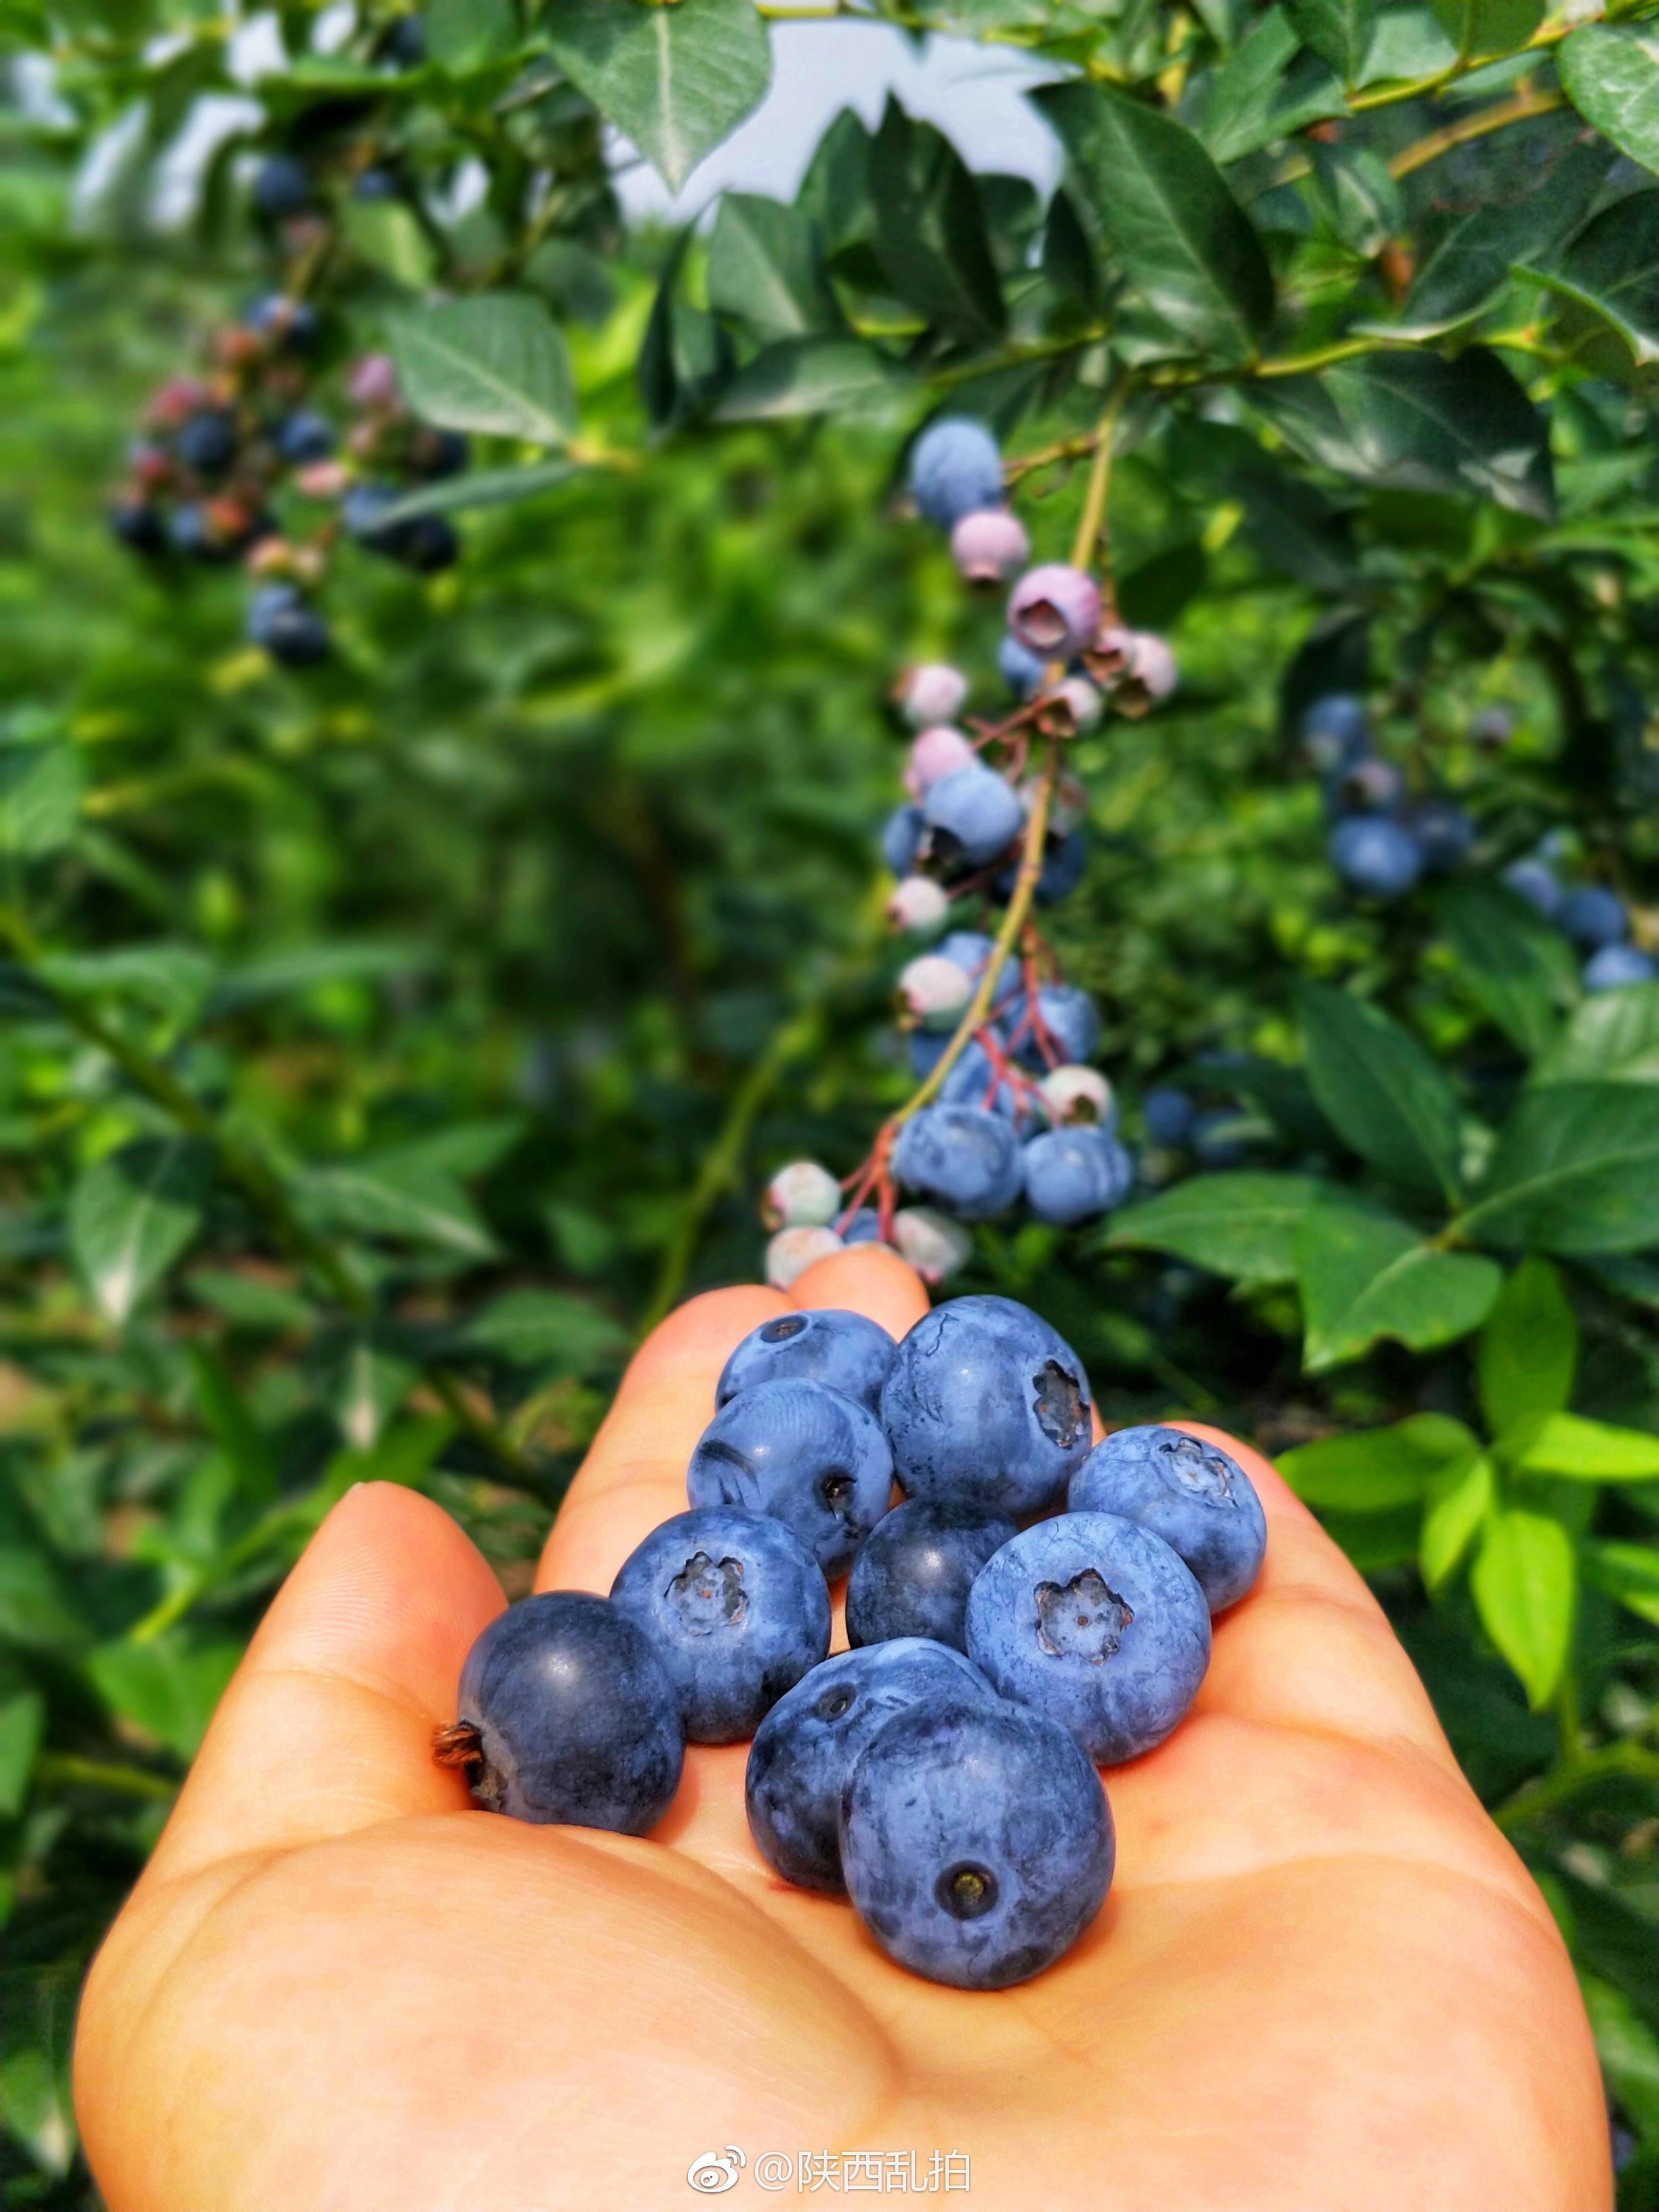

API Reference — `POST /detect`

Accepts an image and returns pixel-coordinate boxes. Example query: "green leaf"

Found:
[1511,1410,1659,1481]
[1356,3,1458,85]
[1478,1256,1576,1441]
[373,458,580,528]
[1308,143,1404,258]
[86,1635,239,1760]
[1250,348,1555,520]
[708,193,840,340]
[1580,1974,1659,2137]
[0,1689,43,1818]
[333,1336,418,1452]
[457,1288,630,1371]
[1584,1540,1659,1630]
[1436,879,1578,1054]
[69,1137,211,1324]
[1454,1082,1659,1254]
[1560,23,1659,178]
[342,199,438,291]
[386,295,576,445]
[1037,81,1274,363]
[545,0,771,193]
[0,722,81,857]
[714,337,905,422]
[1532,191,1659,367]
[1105,1171,1347,1282]
[1280,1411,1479,1510]
[1200,7,1345,164]
[1391,143,1610,340]
[189,1345,276,1502]
[299,1160,497,1260]
[869,101,1004,344]
[1295,1206,1501,1369]
[1470,1507,1574,1707]
[1298,979,1464,1199]
[40,943,213,1027]
[1532,980,1659,1085]
[426,0,516,71]
[1420,1451,1494,1589]
[1425,0,1542,58]
[1286,0,1374,83]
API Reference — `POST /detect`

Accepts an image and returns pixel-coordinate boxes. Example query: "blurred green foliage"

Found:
[2,1,1658,2202]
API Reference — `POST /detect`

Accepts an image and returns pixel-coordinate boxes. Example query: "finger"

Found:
[536,1248,928,1596]
[1178,1422,1459,1769]
[790,1241,930,1338]
[142,1483,504,1888]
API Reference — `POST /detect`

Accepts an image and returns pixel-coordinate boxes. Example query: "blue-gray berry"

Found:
[687,1378,893,1578]
[845,1499,1015,1652]
[880,1294,1092,1517]
[1069,1425,1266,1613]
[449,1592,682,1831]
[840,1697,1113,1988]
[609,1507,830,1742]
[744,1638,997,1891]
[966,1511,1210,1763]
[716,1308,896,1414]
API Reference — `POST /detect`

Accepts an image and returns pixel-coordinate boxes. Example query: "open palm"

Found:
[75,1246,1610,2212]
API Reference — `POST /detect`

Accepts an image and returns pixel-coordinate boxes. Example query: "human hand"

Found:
[75,1246,1611,2212]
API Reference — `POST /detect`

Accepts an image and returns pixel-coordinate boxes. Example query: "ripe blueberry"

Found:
[1008,981,1100,1069]
[176,409,239,476]
[1069,1425,1266,1613]
[276,410,335,466]
[1328,815,1422,899]
[880,1293,1092,1517]
[893,1103,1023,1220]
[907,417,1004,530]
[445,1592,682,1831]
[966,1511,1211,1763]
[1584,944,1656,991]
[1300,693,1369,771]
[840,1697,1112,1989]
[252,152,311,220]
[1405,797,1473,875]
[921,764,1023,873]
[1559,884,1627,949]
[687,1378,893,1577]
[1021,1125,1133,1227]
[846,1500,1016,1652]
[881,802,925,878]
[1502,858,1561,917]
[998,632,1048,699]
[744,1637,996,1891]
[610,1507,830,1742]
[247,583,331,668]
[716,1308,896,1415]
[1143,1086,1194,1147]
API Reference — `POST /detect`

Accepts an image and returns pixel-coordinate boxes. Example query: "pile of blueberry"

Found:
[755,418,1181,1291]
[1501,850,1656,992]
[108,136,468,667]
[1299,693,1475,900]
[438,1295,1265,1990]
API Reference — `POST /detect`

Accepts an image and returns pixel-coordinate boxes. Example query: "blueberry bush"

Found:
[3,0,1658,2198]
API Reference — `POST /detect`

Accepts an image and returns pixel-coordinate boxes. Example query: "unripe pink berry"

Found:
[246,537,294,577]
[895,663,968,727]
[893,1206,972,1283]
[765,1224,843,1288]
[899,953,972,1031]
[348,352,402,410]
[887,875,950,935]
[760,1159,840,1231]
[1007,564,1102,657]
[295,460,348,499]
[903,724,977,800]
[1039,1065,1113,1126]
[949,508,1031,586]
[1115,630,1176,716]
[1037,674,1103,735]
